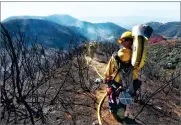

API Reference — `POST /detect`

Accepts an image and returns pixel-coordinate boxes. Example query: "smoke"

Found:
[87,27,96,34]
[75,21,116,41]
[97,29,115,41]
[75,20,84,27]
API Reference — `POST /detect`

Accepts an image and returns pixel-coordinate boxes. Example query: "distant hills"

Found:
[1,14,181,47]
[2,19,87,48]
[146,21,181,44]
[146,21,181,38]
[2,14,127,41]
[2,15,127,47]
[2,14,81,26]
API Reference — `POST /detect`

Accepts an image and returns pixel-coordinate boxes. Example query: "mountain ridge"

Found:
[2,19,87,48]
[2,15,181,47]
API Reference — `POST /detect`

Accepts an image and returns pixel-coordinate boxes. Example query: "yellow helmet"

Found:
[118,31,132,43]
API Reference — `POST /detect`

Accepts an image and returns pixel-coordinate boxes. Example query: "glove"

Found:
[107,87,112,95]
[105,76,112,84]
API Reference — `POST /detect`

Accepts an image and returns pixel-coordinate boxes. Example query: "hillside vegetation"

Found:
[147,40,181,69]
[143,40,181,89]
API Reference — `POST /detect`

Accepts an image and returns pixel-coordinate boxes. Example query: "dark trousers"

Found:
[133,79,142,95]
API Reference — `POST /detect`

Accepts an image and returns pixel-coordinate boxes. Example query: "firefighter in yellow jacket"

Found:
[104,31,142,123]
[104,31,140,82]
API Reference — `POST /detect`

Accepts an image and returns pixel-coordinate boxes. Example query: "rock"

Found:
[43,107,50,114]
[56,117,60,120]
[92,120,99,125]
[50,110,56,114]
[166,63,176,69]
[155,106,162,110]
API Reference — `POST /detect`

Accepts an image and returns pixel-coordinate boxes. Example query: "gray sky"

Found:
[1,2,180,28]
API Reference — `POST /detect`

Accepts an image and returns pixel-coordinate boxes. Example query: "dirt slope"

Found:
[89,57,180,125]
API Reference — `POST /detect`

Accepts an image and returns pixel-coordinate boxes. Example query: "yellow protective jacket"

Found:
[104,47,140,83]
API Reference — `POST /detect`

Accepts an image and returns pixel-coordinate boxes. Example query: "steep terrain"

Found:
[90,40,181,125]
[91,58,180,125]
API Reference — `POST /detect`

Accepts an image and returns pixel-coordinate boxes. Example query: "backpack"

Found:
[108,53,134,105]
[112,53,134,91]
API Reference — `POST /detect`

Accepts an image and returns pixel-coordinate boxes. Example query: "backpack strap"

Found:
[112,52,134,94]
[112,52,131,73]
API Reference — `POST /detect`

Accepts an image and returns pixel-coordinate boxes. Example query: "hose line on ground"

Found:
[97,92,107,125]
[86,57,106,125]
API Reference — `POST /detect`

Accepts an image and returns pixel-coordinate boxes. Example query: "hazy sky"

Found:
[1,2,180,28]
